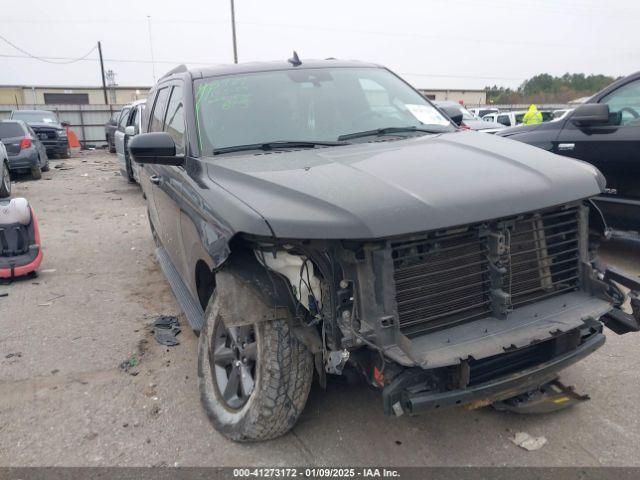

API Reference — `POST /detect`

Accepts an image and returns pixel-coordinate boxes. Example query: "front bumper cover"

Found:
[383,330,605,416]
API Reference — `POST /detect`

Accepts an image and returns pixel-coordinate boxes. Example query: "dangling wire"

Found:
[0,34,97,64]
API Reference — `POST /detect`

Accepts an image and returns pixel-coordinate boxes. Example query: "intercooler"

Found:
[391,204,582,337]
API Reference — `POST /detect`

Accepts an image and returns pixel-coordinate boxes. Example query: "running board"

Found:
[155,247,204,333]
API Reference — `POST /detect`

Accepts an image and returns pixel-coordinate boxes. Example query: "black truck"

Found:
[128,58,640,442]
[497,71,640,237]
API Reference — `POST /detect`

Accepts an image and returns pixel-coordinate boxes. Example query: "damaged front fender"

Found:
[597,265,640,334]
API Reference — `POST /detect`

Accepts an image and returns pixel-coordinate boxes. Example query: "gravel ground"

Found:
[1,150,639,467]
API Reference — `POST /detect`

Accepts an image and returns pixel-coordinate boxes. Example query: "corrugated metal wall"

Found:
[0,104,127,148]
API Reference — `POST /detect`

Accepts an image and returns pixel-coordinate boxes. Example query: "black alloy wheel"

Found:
[210,323,257,410]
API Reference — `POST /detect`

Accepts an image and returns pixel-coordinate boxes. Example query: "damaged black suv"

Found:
[129,58,640,442]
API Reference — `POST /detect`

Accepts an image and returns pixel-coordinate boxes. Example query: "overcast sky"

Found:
[1,0,638,90]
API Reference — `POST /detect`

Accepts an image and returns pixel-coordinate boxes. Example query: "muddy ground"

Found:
[1,150,639,466]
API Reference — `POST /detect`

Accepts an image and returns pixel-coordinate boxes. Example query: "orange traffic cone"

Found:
[66,127,81,155]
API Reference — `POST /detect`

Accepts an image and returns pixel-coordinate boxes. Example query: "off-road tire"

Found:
[0,162,11,197]
[60,146,71,159]
[31,164,42,180]
[198,291,313,442]
[108,135,116,153]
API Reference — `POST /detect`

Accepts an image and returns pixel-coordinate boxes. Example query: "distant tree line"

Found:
[485,73,619,104]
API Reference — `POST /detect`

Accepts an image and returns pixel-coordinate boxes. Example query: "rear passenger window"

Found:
[164,86,185,154]
[149,88,170,132]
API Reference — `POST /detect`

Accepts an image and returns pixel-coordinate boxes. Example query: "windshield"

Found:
[195,67,453,152]
[12,111,58,123]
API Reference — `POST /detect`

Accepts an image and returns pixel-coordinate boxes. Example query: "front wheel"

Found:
[198,292,313,442]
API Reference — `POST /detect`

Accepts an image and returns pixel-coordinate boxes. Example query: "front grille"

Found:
[507,208,581,308]
[391,204,582,337]
[34,128,57,140]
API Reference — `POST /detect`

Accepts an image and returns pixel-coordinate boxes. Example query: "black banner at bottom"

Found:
[2,467,640,480]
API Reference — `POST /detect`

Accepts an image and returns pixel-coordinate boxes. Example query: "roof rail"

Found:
[159,64,188,80]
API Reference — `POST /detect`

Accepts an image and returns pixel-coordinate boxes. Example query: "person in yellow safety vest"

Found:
[522,104,543,125]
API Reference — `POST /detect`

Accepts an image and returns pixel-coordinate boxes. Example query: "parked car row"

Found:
[481,109,555,127]
[108,58,640,443]
[103,102,147,183]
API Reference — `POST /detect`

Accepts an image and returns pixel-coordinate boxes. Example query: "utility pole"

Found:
[98,41,109,105]
[147,15,157,82]
[230,0,238,63]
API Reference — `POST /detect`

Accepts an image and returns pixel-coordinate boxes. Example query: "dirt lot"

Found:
[1,150,639,467]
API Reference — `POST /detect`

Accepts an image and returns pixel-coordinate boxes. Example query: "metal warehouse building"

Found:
[0,85,150,106]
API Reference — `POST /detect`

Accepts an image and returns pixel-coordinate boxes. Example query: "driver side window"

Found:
[602,80,640,126]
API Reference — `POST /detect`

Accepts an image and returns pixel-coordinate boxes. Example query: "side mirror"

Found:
[61,121,70,127]
[124,125,136,136]
[440,106,464,126]
[571,103,610,127]
[129,132,184,166]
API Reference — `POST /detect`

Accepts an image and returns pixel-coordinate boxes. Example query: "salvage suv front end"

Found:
[130,59,640,442]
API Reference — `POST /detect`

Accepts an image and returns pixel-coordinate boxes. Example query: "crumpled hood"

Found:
[206,131,604,239]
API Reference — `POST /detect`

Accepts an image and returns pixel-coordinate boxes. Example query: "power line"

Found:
[0,33,96,64]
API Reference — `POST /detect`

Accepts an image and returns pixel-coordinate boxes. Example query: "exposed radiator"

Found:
[391,204,582,337]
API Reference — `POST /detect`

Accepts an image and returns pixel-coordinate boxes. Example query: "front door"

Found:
[555,78,640,230]
[149,84,188,278]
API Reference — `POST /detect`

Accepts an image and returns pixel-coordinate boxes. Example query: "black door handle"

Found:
[150,175,162,185]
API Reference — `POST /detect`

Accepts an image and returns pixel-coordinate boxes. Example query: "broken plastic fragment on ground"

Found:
[510,431,548,451]
[152,315,181,346]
